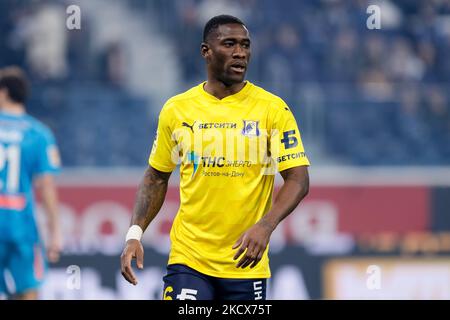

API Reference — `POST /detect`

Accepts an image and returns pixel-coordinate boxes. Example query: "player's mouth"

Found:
[230,62,246,74]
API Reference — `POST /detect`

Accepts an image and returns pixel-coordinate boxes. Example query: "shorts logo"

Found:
[253,281,263,300]
[242,120,260,137]
[176,288,198,300]
[164,286,173,300]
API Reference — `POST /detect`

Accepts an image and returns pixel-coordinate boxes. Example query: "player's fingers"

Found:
[241,258,253,269]
[250,251,264,268]
[233,246,246,261]
[123,264,137,285]
[232,234,244,249]
[236,255,249,268]
[48,249,60,263]
[240,244,257,269]
[233,244,246,260]
[240,253,253,268]
[136,246,144,269]
[233,237,248,260]
[121,266,136,285]
[121,251,137,285]
[236,243,254,268]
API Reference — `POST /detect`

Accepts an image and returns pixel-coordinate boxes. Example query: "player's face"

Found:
[203,24,251,85]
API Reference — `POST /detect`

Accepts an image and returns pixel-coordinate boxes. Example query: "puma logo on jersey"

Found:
[182,121,196,133]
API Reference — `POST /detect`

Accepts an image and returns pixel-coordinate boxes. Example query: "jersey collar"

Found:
[198,81,253,104]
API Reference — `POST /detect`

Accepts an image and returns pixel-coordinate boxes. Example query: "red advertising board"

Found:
[36,184,430,256]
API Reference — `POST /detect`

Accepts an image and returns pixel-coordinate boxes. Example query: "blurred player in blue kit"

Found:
[0,67,61,299]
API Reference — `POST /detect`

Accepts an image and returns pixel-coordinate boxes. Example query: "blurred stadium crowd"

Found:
[1,0,449,166]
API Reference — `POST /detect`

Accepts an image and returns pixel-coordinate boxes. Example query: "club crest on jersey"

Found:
[241,120,260,137]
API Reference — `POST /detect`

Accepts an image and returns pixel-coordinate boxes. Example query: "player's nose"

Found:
[232,45,247,59]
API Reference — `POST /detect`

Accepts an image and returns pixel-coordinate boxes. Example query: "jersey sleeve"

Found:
[35,129,61,176]
[148,104,177,172]
[270,103,310,172]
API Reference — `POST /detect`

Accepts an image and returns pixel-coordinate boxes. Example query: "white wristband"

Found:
[125,225,143,242]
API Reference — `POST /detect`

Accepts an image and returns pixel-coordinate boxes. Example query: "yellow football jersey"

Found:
[149,81,310,278]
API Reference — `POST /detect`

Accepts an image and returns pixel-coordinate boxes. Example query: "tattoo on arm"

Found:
[131,166,171,231]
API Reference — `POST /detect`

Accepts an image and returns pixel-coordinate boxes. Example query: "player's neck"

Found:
[0,101,26,115]
[204,79,246,100]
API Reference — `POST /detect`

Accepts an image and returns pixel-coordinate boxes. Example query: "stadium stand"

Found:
[1,0,449,166]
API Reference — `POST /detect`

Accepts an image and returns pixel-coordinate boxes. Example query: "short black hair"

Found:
[203,15,245,42]
[0,66,29,104]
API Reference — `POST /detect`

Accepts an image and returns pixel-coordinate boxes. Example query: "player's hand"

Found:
[232,221,274,269]
[47,230,62,263]
[120,239,144,285]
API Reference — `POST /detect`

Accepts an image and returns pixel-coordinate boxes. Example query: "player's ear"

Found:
[201,42,210,59]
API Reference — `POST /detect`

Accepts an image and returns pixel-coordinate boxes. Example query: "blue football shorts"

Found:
[0,241,47,295]
[163,264,267,300]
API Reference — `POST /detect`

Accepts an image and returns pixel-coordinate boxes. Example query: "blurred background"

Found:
[1,0,450,299]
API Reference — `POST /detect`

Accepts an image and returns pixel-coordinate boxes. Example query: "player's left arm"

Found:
[233,165,309,268]
[234,101,310,268]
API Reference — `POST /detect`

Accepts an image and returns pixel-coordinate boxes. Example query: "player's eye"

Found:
[223,42,234,47]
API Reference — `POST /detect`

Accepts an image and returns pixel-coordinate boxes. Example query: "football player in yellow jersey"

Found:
[120,15,310,300]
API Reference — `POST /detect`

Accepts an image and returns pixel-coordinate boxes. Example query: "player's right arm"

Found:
[35,174,61,263]
[120,166,171,285]
[120,103,176,285]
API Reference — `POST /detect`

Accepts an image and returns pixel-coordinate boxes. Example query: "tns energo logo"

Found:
[188,151,200,177]
[187,152,226,178]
